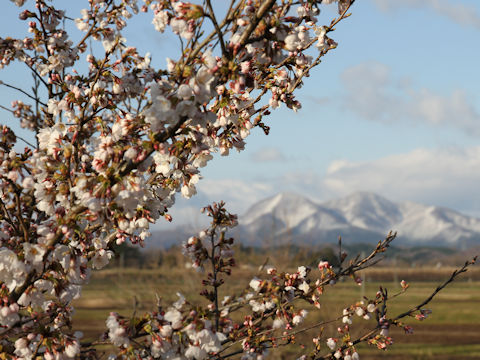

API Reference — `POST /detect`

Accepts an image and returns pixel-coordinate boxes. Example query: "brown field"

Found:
[72,260,480,359]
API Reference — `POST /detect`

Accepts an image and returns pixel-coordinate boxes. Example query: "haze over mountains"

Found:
[148,192,480,248]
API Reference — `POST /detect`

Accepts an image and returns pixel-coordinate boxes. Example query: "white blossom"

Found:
[14,337,32,358]
[0,303,19,327]
[37,124,66,155]
[0,248,26,292]
[249,277,262,291]
[272,318,285,329]
[23,243,46,271]
[92,249,114,269]
[153,11,169,32]
[326,337,336,350]
[64,341,80,358]
[297,266,307,278]
[106,313,130,347]
[164,308,183,329]
[355,307,365,317]
[298,281,309,294]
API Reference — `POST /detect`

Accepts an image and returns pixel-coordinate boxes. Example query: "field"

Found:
[72,259,480,360]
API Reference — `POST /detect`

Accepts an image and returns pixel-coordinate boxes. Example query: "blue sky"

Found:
[192,0,480,227]
[2,0,480,229]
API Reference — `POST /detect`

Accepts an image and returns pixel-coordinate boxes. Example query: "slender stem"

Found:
[206,0,227,57]
[76,4,98,52]
[15,192,29,243]
[210,228,220,332]
[238,0,276,46]
[314,256,477,359]
[393,257,477,321]
[327,0,355,32]
[0,197,18,233]
[17,135,36,149]
[0,104,14,113]
[26,61,50,90]
[186,0,243,63]
[0,82,47,107]
[36,5,54,98]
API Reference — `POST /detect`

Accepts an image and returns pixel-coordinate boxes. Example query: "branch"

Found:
[314,256,477,359]
[334,232,397,279]
[16,135,36,149]
[327,0,355,32]
[186,0,244,63]
[0,82,47,107]
[9,114,190,304]
[118,115,188,177]
[205,0,227,57]
[0,104,14,113]
[238,0,276,46]
[76,19,98,50]
[393,256,477,322]
[0,197,18,233]
[15,191,29,242]
[25,61,50,90]
[219,233,397,350]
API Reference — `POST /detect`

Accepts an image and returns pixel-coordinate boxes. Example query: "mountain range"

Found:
[148,192,480,248]
[239,192,480,248]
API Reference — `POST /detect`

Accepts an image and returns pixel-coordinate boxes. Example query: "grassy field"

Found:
[73,264,480,359]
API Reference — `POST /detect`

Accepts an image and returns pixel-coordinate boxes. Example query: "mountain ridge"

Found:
[239,191,480,247]
[147,192,480,248]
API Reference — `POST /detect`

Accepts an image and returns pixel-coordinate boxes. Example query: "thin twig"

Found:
[206,0,227,57]
[0,104,14,113]
[314,256,477,359]
[0,82,47,107]
[16,135,36,149]
[393,257,477,321]
[238,0,276,46]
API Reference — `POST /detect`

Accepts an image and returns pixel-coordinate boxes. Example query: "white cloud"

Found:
[155,146,480,228]
[341,62,405,123]
[372,0,480,29]
[323,146,480,214]
[201,146,480,216]
[340,61,480,135]
[250,147,286,162]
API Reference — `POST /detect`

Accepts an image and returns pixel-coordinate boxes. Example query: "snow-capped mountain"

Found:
[242,193,347,232]
[324,192,402,232]
[239,192,480,247]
